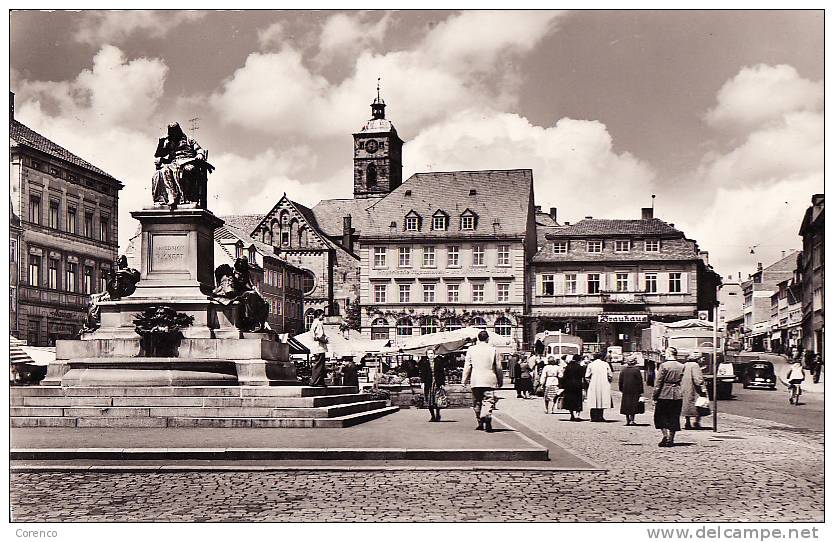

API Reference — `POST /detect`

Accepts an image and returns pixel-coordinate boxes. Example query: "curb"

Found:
[10,464,605,473]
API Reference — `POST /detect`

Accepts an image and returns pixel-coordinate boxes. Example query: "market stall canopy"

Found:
[292,330,389,358]
[10,336,54,366]
[382,326,513,355]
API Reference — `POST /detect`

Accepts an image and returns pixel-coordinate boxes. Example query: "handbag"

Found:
[434,386,448,408]
[695,395,711,416]
[555,395,564,410]
[637,397,646,414]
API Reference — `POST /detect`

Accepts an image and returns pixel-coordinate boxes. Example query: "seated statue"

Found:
[211,257,269,332]
[106,255,141,301]
[153,121,215,208]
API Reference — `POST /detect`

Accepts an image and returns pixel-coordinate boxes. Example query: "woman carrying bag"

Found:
[418,348,447,422]
[539,356,562,414]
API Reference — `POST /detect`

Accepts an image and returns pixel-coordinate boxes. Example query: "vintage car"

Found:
[742,360,778,390]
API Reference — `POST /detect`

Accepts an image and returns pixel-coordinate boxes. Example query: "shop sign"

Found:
[598,314,647,323]
[51,309,79,319]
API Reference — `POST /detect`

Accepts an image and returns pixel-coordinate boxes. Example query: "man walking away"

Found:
[463,330,504,432]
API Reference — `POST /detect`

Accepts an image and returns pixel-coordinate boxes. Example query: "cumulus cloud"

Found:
[212,11,564,138]
[403,109,657,223]
[314,12,391,65]
[73,10,204,45]
[704,64,822,131]
[257,22,286,50]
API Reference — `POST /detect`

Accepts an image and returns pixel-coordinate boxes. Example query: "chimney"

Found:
[781,250,786,258]
[585,216,593,220]
[342,215,354,253]
[549,207,558,222]
[534,205,542,213]
[812,194,824,207]
[564,221,570,226]
[738,272,741,280]
[641,207,653,220]
[700,251,709,265]
[757,262,763,272]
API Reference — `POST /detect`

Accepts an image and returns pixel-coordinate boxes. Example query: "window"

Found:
[497,283,510,303]
[66,262,78,293]
[497,245,511,266]
[399,284,410,303]
[433,215,447,230]
[83,266,93,294]
[461,214,475,230]
[301,271,316,295]
[541,274,555,296]
[553,241,568,254]
[669,272,683,293]
[280,230,290,246]
[398,247,411,268]
[373,247,387,268]
[645,239,661,252]
[373,284,387,303]
[10,239,16,263]
[494,317,512,337]
[447,246,460,267]
[423,283,436,303]
[446,317,463,331]
[614,240,631,253]
[565,273,578,294]
[49,201,60,229]
[422,246,435,267]
[405,216,419,231]
[472,245,485,266]
[447,283,460,303]
[397,317,413,336]
[29,255,41,286]
[275,300,282,315]
[48,258,59,290]
[84,212,93,238]
[371,318,389,340]
[587,273,600,294]
[616,272,629,292]
[587,240,603,253]
[100,275,107,293]
[420,316,438,335]
[305,311,316,330]
[645,273,658,293]
[367,164,377,186]
[472,283,485,303]
[67,206,77,234]
[29,195,41,224]
[472,316,487,329]
[276,272,283,288]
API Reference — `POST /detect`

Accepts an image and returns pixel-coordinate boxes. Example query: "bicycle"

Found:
[788,381,803,405]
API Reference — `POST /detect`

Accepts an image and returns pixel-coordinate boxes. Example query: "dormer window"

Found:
[405,216,419,231]
[553,241,569,254]
[614,240,631,253]
[432,211,448,231]
[460,210,478,231]
[645,239,661,252]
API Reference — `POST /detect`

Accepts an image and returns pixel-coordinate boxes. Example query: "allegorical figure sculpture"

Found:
[152,122,215,208]
[80,255,141,334]
[211,257,270,332]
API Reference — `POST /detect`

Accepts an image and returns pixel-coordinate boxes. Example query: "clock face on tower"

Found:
[365,139,379,153]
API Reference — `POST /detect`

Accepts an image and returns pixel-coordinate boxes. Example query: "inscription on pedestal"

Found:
[150,234,187,272]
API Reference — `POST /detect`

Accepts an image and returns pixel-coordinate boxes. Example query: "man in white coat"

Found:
[585,353,613,422]
[462,330,504,432]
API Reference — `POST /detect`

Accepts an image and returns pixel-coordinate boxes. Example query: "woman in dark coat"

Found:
[418,348,447,422]
[619,356,644,425]
[560,355,585,421]
[340,357,359,388]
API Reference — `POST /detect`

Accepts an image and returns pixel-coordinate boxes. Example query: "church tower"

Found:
[353,86,403,198]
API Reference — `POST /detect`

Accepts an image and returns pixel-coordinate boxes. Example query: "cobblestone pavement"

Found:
[10,389,823,522]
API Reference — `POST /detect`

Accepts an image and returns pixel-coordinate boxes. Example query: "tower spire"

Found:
[371,77,386,120]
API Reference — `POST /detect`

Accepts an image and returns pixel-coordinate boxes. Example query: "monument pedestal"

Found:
[44,205,297,387]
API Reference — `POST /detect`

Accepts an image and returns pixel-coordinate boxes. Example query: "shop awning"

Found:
[531,307,602,318]
[286,336,309,355]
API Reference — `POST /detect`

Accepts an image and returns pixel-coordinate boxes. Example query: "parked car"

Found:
[742,360,777,390]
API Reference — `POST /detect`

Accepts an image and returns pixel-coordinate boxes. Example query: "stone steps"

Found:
[9,386,397,428]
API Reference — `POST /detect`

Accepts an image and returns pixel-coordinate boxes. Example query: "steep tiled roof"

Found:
[310,198,373,237]
[10,120,118,182]
[547,218,683,238]
[220,214,265,237]
[361,169,533,238]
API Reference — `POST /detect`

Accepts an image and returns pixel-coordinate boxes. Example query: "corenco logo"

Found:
[16,530,58,538]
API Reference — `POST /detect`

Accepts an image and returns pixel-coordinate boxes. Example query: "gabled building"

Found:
[10,92,123,345]
[799,194,824,356]
[741,251,800,351]
[529,207,721,353]
[356,169,536,346]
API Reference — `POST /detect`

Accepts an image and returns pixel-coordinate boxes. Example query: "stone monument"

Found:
[44,123,296,387]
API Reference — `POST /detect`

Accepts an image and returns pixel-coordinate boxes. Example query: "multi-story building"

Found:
[529,207,722,353]
[717,273,744,332]
[799,194,824,356]
[741,251,799,352]
[357,170,536,347]
[769,262,803,355]
[10,93,123,345]
[214,219,305,335]
[10,201,22,336]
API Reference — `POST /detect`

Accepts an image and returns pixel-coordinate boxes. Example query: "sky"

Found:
[9,9,824,279]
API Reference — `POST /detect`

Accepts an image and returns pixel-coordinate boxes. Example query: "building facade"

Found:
[741,251,799,352]
[10,97,123,345]
[10,202,22,336]
[799,194,824,356]
[357,170,536,347]
[530,208,721,353]
[717,274,744,332]
[769,266,803,355]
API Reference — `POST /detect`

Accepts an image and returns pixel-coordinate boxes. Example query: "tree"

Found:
[340,297,362,332]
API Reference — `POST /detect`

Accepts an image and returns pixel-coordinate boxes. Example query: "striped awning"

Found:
[530,307,602,318]
[286,336,310,355]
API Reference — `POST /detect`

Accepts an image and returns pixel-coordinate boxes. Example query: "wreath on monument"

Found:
[133,306,195,357]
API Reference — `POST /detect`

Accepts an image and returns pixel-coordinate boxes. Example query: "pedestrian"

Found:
[462,330,504,432]
[619,355,644,426]
[534,338,545,357]
[418,347,447,422]
[518,354,535,399]
[585,353,613,422]
[309,309,328,387]
[341,356,359,388]
[561,354,585,421]
[652,347,685,447]
[508,354,519,386]
[681,353,707,430]
[539,355,562,414]
[812,353,823,384]
[513,355,524,397]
